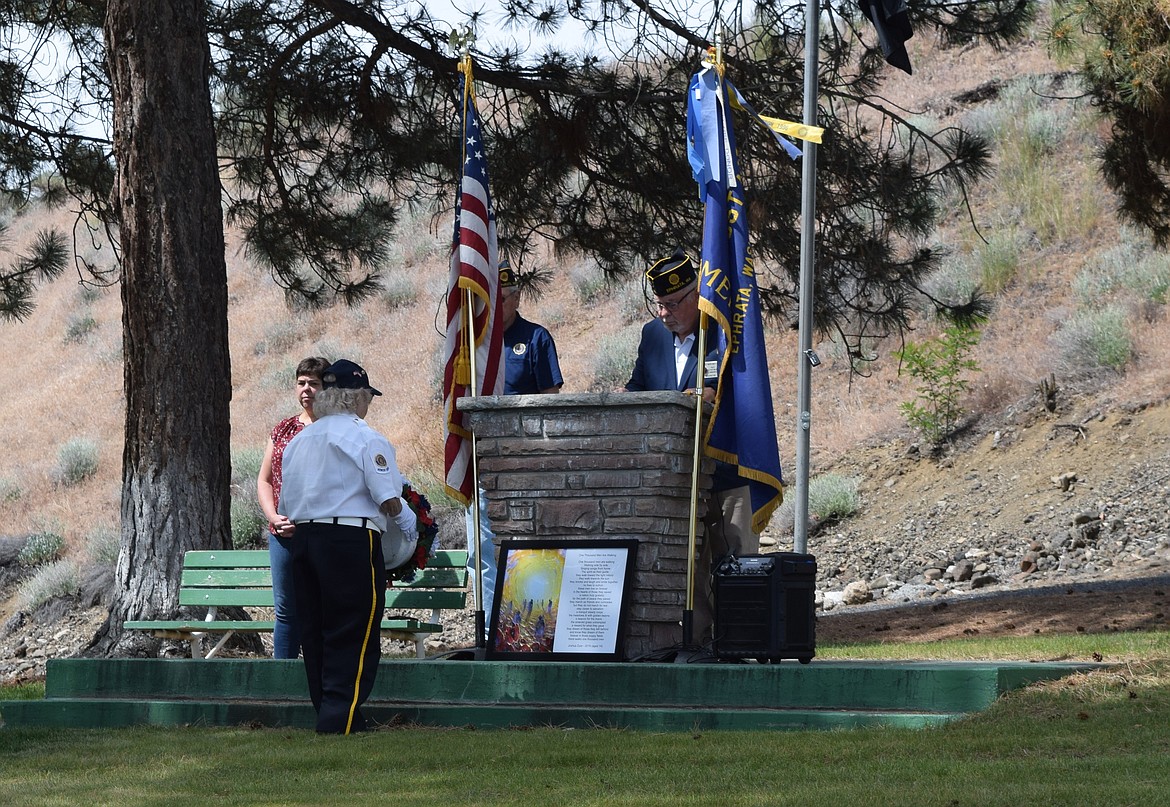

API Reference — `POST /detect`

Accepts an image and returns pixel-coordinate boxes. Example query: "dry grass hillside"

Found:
[2,24,1170,604]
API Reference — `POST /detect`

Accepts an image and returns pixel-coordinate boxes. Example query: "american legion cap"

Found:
[646,250,698,297]
[323,359,383,396]
[498,259,518,288]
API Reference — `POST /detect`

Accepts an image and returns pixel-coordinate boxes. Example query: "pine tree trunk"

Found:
[87,0,232,655]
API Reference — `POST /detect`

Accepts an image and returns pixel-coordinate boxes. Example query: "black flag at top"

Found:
[859,0,914,75]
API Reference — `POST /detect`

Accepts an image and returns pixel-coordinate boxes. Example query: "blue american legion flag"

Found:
[686,65,785,533]
[443,62,504,507]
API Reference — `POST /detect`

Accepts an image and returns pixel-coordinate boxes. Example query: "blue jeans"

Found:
[269,531,301,659]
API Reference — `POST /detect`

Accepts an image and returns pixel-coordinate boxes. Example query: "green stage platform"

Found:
[0,656,1098,731]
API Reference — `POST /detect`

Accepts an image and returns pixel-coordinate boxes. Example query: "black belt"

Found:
[297,517,379,532]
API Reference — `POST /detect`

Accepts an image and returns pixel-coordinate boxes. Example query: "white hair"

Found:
[312,387,373,417]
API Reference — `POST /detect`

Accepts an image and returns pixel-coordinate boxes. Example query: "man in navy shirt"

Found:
[500,261,564,395]
[625,251,710,394]
[468,261,564,633]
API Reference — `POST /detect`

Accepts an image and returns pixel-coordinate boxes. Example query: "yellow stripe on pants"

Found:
[345,528,380,735]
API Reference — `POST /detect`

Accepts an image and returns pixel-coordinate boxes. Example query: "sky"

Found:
[411,0,736,58]
[412,0,619,55]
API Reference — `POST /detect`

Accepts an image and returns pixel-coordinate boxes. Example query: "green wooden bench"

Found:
[124,548,468,660]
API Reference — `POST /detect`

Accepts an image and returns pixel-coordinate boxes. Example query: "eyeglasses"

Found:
[655,289,695,313]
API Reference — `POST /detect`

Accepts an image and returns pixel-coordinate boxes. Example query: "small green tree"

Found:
[898,326,981,445]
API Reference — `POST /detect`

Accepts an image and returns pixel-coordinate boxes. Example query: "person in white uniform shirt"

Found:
[278,359,416,734]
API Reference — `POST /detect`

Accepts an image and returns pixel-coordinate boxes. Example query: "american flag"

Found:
[442,65,503,507]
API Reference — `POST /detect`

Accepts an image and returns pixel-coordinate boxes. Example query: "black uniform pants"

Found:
[291,522,386,734]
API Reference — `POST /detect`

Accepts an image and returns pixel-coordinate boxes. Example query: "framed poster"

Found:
[486,539,639,662]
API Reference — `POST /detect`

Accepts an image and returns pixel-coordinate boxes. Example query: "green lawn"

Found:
[2,635,1169,805]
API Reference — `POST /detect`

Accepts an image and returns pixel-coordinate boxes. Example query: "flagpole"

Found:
[681,33,722,649]
[793,0,820,555]
[454,32,489,650]
[462,67,487,652]
[465,287,487,649]
[684,313,708,648]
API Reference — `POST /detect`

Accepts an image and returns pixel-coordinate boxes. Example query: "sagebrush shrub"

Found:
[408,472,461,510]
[18,530,65,566]
[919,257,980,319]
[1053,306,1133,373]
[64,312,97,343]
[230,497,268,550]
[253,320,299,357]
[230,447,268,550]
[571,262,609,305]
[774,473,861,533]
[978,230,1023,294]
[390,208,445,266]
[0,476,21,502]
[381,273,419,309]
[76,283,104,305]
[808,474,861,522]
[616,278,652,325]
[590,324,642,391]
[83,525,120,566]
[15,559,80,610]
[52,437,99,487]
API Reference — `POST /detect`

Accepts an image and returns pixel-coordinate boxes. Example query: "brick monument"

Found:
[458,391,712,659]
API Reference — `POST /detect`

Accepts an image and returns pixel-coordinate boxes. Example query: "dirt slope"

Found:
[812,389,1170,645]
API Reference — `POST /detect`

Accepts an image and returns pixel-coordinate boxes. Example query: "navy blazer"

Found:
[625,319,700,392]
[625,319,741,490]
[625,319,721,392]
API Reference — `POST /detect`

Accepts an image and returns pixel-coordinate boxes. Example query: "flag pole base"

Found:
[682,608,694,647]
[475,609,487,649]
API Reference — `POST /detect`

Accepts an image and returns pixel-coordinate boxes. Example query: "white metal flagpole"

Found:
[793,0,820,555]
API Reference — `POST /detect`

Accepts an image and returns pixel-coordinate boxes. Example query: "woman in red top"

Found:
[257,356,329,659]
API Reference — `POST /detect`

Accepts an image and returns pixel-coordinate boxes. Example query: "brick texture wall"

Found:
[459,391,712,659]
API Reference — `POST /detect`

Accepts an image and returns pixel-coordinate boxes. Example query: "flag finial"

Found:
[450,25,475,75]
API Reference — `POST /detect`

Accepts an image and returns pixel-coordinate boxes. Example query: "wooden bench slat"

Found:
[125,618,441,633]
[180,567,467,589]
[427,549,468,567]
[178,561,466,591]
[178,589,277,607]
[181,569,273,587]
[385,590,466,610]
[393,568,468,589]
[124,620,277,632]
[182,549,271,568]
[181,548,469,570]
[179,588,466,611]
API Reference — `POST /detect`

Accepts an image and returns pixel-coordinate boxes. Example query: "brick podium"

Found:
[458,391,712,660]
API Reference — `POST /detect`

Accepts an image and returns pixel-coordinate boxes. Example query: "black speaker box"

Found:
[713,553,817,664]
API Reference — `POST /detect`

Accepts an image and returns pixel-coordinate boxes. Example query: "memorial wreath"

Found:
[386,481,439,584]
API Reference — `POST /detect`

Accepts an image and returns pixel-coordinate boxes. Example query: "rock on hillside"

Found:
[800,392,1170,610]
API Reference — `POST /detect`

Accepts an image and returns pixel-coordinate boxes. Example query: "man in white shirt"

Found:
[279,359,416,734]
